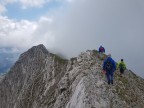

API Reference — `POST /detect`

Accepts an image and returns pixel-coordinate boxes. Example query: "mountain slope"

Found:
[0,44,144,108]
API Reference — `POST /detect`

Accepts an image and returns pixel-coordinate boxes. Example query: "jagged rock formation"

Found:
[0,44,144,108]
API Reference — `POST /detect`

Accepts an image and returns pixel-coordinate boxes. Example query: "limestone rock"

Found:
[0,45,144,108]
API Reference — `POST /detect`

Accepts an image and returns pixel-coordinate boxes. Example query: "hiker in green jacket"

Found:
[117,59,126,77]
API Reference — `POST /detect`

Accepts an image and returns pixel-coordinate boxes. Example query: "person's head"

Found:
[121,59,123,61]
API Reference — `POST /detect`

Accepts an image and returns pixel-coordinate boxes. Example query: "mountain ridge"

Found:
[0,44,144,108]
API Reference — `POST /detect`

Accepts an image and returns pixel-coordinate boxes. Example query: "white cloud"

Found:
[0,15,55,50]
[57,0,75,2]
[31,16,55,49]
[41,0,144,78]
[0,16,36,48]
[0,4,6,14]
[0,47,20,53]
[39,16,53,23]
[0,0,72,11]
[20,0,46,9]
[3,0,17,4]
[0,0,48,12]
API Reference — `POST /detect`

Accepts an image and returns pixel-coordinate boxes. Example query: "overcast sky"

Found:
[0,0,144,78]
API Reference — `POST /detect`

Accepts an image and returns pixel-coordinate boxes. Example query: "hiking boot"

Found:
[111,80,113,84]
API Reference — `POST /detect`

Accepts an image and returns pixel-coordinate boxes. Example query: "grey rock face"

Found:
[0,45,144,108]
[0,74,5,82]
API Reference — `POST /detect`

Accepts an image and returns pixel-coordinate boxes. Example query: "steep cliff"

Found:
[0,44,144,108]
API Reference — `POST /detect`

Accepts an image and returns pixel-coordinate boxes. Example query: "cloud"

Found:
[0,0,48,11]
[0,0,144,78]
[20,0,46,9]
[0,4,6,14]
[0,16,36,48]
[44,0,144,78]
[31,16,55,49]
[0,47,20,53]
[0,0,72,12]
[0,15,55,50]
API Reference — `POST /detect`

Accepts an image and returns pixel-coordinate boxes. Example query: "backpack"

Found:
[119,62,125,70]
[105,60,113,71]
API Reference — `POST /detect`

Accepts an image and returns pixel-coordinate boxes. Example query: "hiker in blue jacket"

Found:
[103,54,116,85]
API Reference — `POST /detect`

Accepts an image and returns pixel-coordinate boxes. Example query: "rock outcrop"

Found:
[0,44,144,108]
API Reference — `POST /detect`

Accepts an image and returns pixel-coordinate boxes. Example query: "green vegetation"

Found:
[115,85,130,103]
[52,54,68,65]
[92,50,107,60]
[99,55,106,60]
[114,72,139,104]
[131,72,137,79]
[121,78,128,84]
[92,50,99,55]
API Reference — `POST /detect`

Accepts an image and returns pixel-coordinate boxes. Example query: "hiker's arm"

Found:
[117,62,120,69]
[113,61,116,71]
[102,60,106,70]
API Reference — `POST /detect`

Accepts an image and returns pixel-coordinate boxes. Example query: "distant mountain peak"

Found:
[26,44,49,55]
[31,44,48,53]
[18,44,49,61]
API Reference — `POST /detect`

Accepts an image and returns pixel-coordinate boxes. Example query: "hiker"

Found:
[99,46,105,58]
[117,59,126,77]
[103,54,116,85]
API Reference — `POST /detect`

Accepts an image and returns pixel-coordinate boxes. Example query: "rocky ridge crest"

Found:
[0,44,144,108]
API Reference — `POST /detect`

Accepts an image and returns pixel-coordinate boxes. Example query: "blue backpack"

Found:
[105,60,113,71]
